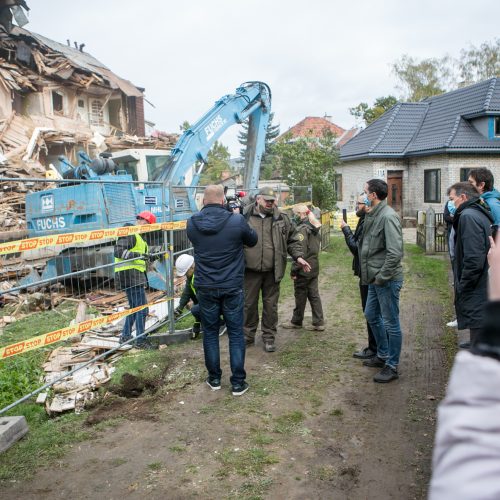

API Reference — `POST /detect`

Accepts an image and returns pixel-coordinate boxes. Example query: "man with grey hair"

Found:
[448,181,493,349]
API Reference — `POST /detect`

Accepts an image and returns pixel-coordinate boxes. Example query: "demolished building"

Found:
[0,19,177,169]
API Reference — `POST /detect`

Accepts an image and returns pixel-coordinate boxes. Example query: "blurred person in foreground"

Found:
[429,231,500,500]
[281,204,324,331]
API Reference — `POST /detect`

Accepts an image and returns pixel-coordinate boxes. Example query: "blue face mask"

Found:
[447,199,456,215]
[363,194,371,207]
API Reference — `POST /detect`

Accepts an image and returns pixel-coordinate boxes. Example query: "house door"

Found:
[387,172,402,214]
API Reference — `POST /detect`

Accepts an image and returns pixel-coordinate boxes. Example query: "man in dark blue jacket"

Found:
[187,185,258,396]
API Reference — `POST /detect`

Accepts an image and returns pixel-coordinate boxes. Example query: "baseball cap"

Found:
[258,187,276,201]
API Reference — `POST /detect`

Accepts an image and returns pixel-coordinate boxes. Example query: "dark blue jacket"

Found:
[187,204,258,289]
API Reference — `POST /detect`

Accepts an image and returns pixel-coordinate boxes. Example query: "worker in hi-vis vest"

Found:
[114,211,159,349]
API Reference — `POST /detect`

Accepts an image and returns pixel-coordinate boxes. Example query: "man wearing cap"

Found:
[243,187,311,352]
[115,210,159,349]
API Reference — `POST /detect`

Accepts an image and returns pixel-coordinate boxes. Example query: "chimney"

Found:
[324,113,332,122]
[79,43,85,52]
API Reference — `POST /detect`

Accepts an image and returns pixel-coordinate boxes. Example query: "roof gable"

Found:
[341,78,500,160]
[280,116,345,140]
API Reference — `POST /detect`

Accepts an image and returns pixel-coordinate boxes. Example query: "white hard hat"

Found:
[175,254,194,277]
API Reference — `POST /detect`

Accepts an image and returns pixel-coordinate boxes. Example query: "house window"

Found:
[495,117,500,137]
[333,173,343,201]
[424,169,441,203]
[90,99,104,127]
[460,168,471,182]
[51,91,64,114]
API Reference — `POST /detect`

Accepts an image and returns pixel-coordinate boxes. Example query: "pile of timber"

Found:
[105,132,177,150]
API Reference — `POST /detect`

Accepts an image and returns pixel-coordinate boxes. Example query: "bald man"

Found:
[187,185,258,396]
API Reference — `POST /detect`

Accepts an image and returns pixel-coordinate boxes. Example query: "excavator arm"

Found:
[154,81,271,192]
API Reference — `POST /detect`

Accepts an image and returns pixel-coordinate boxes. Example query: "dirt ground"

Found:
[1,242,451,500]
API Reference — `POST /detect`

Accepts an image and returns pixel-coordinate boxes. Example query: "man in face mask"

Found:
[340,194,377,359]
[242,187,311,352]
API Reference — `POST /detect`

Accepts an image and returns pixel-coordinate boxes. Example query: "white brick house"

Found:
[337,78,500,223]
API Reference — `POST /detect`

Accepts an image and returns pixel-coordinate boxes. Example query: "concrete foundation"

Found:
[0,416,29,453]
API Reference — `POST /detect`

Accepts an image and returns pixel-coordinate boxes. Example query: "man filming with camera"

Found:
[187,185,257,396]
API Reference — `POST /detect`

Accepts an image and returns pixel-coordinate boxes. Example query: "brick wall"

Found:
[338,154,500,217]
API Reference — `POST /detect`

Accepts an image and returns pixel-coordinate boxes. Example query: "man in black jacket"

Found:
[340,194,377,359]
[187,185,258,396]
[449,182,493,349]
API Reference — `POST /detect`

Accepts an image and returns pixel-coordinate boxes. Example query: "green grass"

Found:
[0,406,88,480]
[273,411,306,434]
[0,302,77,410]
[217,447,279,477]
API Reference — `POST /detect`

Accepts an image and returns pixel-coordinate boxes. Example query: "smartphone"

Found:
[342,209,347,223]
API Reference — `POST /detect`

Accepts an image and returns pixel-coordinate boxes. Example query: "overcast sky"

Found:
[25,0,500,156]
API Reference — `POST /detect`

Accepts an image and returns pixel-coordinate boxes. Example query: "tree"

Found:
[350,95,398,126]
[271,130,340,210]
[459,39,500,85]
[392,54,452,101]
[199,140,232,185]
[238,112,280,179]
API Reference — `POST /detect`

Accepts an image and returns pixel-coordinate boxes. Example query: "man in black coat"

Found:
[449,182,493,348]
[340,194,377,359]
[187,185,258,396]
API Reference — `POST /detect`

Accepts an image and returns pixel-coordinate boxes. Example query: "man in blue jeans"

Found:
[187,185,258,396]
[359,179,404,383]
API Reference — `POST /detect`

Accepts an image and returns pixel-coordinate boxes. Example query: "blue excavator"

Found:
[21,81,272,290]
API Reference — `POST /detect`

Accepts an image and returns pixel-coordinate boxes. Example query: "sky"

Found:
[24,0,500,156]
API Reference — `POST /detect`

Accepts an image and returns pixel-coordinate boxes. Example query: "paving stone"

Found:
[0,416,29,453]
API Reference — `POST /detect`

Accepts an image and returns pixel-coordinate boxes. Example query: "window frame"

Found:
[333,173,343,202]
[424,169,441,203]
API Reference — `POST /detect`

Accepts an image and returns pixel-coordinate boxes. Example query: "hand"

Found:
[174,308,183,319]
[148,252,160,262]
[290,274,297,280]
[297,257,311,273]
[340,220,347,229]
[488,235,500,301]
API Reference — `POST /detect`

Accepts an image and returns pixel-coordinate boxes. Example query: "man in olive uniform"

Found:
[243,187,311,352]
[282,204,324,330]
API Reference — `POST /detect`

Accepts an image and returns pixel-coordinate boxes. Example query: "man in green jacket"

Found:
[243,187,311,352]
[359,179,404,383]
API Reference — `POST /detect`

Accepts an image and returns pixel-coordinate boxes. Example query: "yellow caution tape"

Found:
[0,220,187,256]
[0,296,174,360]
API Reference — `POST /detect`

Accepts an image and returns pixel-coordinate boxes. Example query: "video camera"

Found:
[224,187,246,213]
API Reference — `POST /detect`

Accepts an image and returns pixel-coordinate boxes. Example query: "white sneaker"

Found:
[219,324,227,336]
[446,319,458,328]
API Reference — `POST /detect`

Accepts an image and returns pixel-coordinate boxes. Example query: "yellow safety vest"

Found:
[115,233,148,273]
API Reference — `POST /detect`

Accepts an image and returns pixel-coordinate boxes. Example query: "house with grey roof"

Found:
[337,78,500,221]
